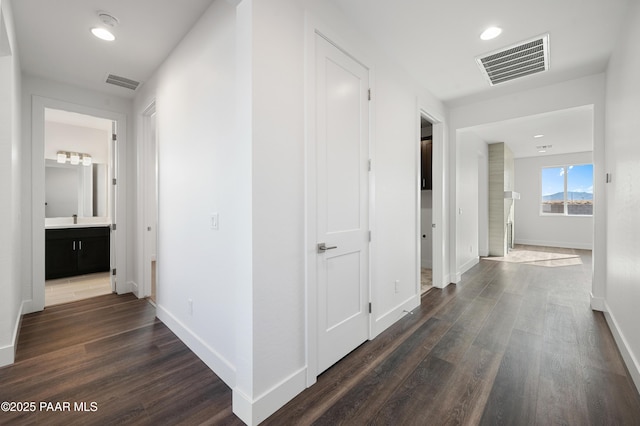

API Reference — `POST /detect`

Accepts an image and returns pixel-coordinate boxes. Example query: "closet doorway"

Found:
[142,103,158,303]
[420,115,433,294]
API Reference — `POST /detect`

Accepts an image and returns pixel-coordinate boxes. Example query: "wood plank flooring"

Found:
[265,247,640,425]
[1,246,639,425]
[0,294,243,425]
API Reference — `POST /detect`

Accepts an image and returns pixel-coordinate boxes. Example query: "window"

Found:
[541,164,593,216]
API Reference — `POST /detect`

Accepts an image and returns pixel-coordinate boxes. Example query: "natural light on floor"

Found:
[483,246,583,267]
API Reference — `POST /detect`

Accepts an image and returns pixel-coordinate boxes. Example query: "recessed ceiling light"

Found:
[480,27,502,41]
[91,27,115,41]
[534,134,545,138]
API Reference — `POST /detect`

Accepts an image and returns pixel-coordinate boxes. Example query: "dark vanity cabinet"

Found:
[45,226,111,280]
[421,137,433,190]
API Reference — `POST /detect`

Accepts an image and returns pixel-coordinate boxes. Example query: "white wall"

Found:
[456,131,487,271]
[20,75,132,313]
[514,151,593,249]
[603,0,640,392]
[134,0,447,423]
[44,121,109,164]
[0,0,22,367]
[133,0,241,393]
[449,73,606,304]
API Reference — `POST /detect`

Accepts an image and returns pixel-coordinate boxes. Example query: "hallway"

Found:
[1,248,639,425]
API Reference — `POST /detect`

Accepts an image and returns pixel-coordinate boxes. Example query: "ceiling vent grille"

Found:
[105,74,140,91]
[476,34,550,86]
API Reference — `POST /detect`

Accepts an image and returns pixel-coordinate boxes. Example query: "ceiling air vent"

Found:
[476,34,550,86]
[105,73,140,91]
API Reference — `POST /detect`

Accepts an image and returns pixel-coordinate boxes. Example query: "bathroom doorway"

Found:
[30,96,127,313]
[43,108,114,306]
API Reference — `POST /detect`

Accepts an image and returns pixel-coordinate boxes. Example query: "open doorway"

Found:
[30,96,126,314]
[420,115,433,293]
[142,103,158,303]
[43,108,114,306]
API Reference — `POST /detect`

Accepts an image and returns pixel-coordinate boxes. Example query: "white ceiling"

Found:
[11,0,214,98]
[462,106,594,159]
[331,0,629,105]
[12,0,630,156]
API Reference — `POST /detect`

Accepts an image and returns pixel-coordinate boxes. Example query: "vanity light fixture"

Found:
[56,151,93,166]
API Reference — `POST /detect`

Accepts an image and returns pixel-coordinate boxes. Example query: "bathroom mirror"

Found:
[45,159,108,218]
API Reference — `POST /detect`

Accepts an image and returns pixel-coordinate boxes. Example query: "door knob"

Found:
[317,242,337,253]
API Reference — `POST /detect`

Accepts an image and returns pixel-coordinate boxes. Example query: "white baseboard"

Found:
[129,280,139,297]
[371,295,420,339]
[233,367,306,426]
[514,239,593,250]
[590,293,606,312]
[117,280,133,295]
[603,302,640,394]
[440,272,451,288]
[156,305,236,387]
[0,301,24,367]
[459,256,479,275]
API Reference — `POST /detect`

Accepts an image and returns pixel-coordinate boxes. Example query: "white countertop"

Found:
[45,217,112,229]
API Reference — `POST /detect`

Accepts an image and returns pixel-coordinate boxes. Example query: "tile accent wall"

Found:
[488,143,514,256]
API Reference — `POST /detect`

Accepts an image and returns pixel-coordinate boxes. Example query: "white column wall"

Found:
[603,0,640,392]
[456,131,487,271]
[133,0,241,388]
[0,0,22,366]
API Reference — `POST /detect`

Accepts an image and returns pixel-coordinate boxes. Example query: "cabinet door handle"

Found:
[73,241,76,251]
[79,241,82,250]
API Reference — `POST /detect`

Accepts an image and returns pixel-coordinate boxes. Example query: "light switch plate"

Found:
[211,213,219,230]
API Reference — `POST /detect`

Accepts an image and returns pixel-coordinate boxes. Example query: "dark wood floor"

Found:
[265,247,640,425]
[2,247,639,425]
[0,294,243,425]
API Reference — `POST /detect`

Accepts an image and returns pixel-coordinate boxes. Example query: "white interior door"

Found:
[315,34,370,374]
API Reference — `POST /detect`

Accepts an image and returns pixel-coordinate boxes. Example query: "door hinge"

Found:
[368,88,371,101]
[111,224,117,231]
[368,230,371,242]
[112,178,117,185]
[112,269,117,276]
[369,302,372,313]
[112,133,117,141]
[368,159,372,171]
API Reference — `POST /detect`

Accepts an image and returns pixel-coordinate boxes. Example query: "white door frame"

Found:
[305,25,373,386]
[418,108,446,289]
[28,96,127,313]
[141,101,157,300]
